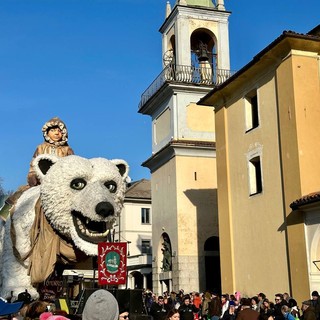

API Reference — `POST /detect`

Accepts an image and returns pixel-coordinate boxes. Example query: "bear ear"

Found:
[111,159,129,180]
[32,154,59,180]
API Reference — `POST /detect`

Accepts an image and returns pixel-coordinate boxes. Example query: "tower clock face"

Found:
[163,49,174,66]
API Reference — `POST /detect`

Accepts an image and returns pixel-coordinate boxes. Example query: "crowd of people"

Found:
[1,288,320,320]
[0,289,130,320]
[145,289,320,320]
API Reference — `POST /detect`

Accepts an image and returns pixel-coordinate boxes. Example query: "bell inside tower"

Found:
[191,30,216,84]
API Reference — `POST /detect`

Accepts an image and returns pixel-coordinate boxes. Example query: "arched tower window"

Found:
[191,29,217,69]
[191,29,217,84]
[163,35,176,67]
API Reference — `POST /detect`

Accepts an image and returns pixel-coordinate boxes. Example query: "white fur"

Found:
[0,155,129,300]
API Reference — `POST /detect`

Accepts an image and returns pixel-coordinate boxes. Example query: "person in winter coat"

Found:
[281,305,295,320]
[301,301,317,320]
[27,117,74,186]
[0,117,74,221]
[222,301,236,320]
[310,291,320,320]
[202,291,212,320]
[178,295,199,320]
[236,299,259,320]
[260,299,274,320]
[208,292,221,320]
[150,296,171,320]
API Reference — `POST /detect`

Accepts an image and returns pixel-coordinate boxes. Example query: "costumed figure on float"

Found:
[0,117,129,301]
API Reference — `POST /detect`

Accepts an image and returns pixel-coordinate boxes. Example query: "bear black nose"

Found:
[96,202,114,217]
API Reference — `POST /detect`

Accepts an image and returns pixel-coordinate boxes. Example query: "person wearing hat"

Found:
[82,289,119,320]
[15,291,33,319]
[302,300,316,320]
[27,117,75,187]
[311,291,320,320]
[0,298,24,319]
[0,116,74,221]
[221,301,236,320]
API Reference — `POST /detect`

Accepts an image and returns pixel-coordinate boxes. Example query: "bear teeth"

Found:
[72,211,110,243]
[85,229,110,237]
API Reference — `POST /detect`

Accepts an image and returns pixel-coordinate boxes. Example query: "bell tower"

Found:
[138,0,231,294]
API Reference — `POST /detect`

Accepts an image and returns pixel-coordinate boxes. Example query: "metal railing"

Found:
[139,64,235,110]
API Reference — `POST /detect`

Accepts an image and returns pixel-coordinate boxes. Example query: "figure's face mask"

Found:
[47,126,62,142]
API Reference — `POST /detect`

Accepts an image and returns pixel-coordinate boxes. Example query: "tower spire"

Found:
[165,1,172,18]
[216,0,225,10]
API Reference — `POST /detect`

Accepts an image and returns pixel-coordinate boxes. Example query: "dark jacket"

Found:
[222,309,237,320]
[302,306,317,320]
[274,301,288,320]
[179,303,199,320]
[311,299,320,320]
[209,297,222,318]
[150,302,170,320]
[260,307,274,320]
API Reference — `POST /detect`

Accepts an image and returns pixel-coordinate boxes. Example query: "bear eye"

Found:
[105,181,117,193]
[71,178,87,190]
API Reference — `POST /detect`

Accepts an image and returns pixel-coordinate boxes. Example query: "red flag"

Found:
[98,242,127,285]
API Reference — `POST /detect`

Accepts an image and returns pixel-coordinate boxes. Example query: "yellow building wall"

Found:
[276,50,320,301]
[175,155,218,255]
[216,72,291,297]
[215,107,235,292]
[187,103,215,133]
[151,159,178,262]
[151,152,218,292]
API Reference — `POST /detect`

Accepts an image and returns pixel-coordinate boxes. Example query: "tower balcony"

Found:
[138,64,235,111]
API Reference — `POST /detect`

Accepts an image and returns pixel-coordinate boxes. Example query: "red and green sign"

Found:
[98,242,127,285]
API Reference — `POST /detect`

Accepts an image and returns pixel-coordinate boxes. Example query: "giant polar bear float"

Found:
[0,154,129,300]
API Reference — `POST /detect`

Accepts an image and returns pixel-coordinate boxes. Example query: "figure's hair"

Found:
[251,296,259,304]
[258,293,266,300]
[25,300,49,320]
[288,298,297,308]
[167,309,179,320]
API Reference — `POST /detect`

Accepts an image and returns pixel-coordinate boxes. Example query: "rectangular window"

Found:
[141,208,150,224]
[141,239,151,254]
[245,90,259,132]
[249,156,263,195]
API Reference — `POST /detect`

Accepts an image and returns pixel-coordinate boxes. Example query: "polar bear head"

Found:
[32,154,129,255]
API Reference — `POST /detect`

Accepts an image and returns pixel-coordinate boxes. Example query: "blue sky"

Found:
[1,0,319,192]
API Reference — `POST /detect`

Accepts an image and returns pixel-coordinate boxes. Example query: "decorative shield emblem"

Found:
[98,242,127,285]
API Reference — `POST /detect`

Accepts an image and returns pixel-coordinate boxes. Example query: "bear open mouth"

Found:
[72,211,110,243]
